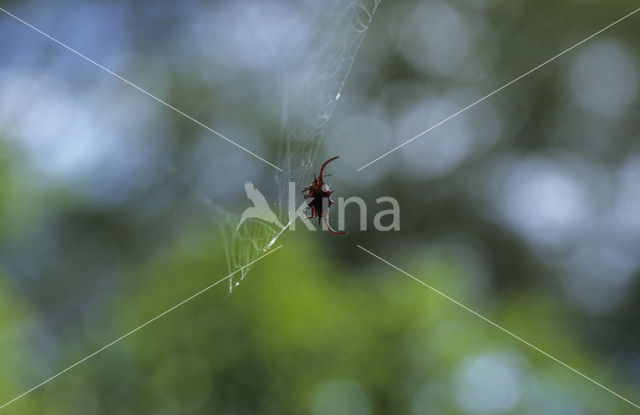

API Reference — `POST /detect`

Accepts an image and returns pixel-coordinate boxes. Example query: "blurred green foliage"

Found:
[2,229,637,414]
[2,0,640,413]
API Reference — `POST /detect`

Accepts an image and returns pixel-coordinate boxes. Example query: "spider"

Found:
[302,156,345,235]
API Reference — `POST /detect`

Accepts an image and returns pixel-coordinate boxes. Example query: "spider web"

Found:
[222,0,381,291]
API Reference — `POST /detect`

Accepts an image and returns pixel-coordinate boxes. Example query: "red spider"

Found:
[302,156,345,235]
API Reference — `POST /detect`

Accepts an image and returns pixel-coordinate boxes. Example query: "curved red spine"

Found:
[318,156,339,180]
[324,215,346,235]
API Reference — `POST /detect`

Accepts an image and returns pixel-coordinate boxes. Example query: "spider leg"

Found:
[306,207,317,219]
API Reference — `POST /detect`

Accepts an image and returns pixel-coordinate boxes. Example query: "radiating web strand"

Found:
[356,6,640,172]
[356,245,640,410]
[0,245,284,410]
[0,7,283,172]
